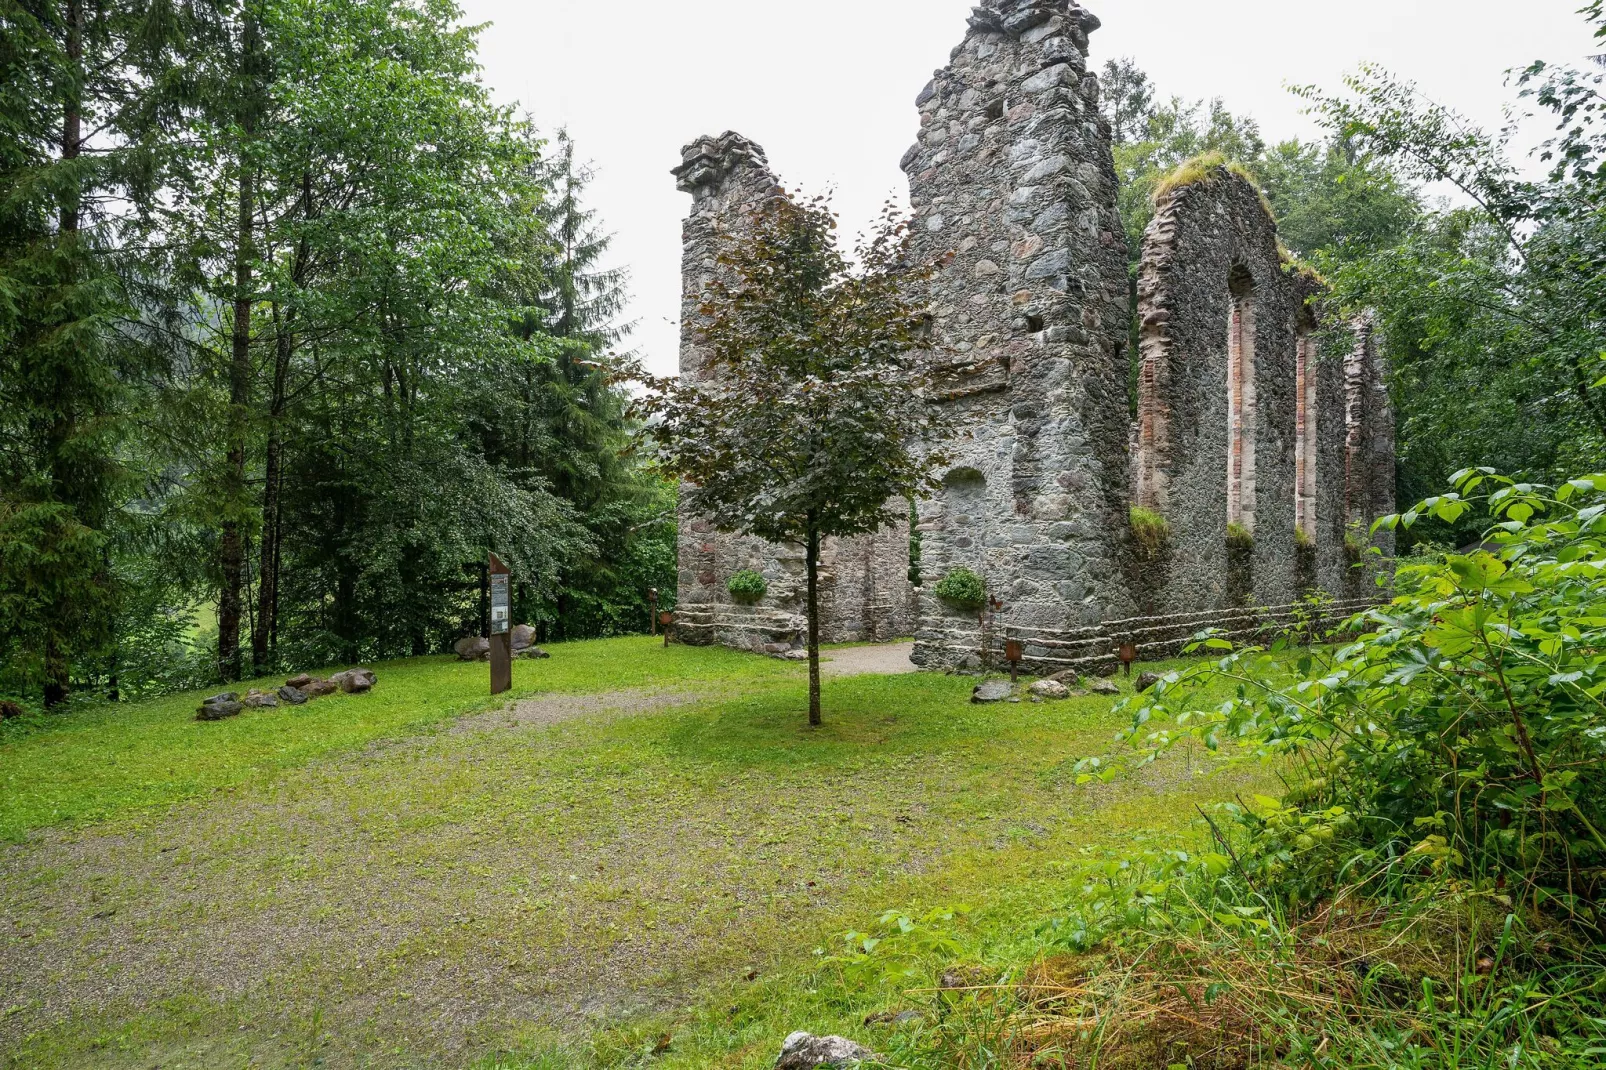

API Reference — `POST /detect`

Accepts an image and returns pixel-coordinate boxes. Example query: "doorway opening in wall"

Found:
[1226,267,1258,539]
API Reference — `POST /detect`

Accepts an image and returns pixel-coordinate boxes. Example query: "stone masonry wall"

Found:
[669,133,915,651]
[671,2,1397,669]
[1131,166,1304,612]
[903,0,1137,672]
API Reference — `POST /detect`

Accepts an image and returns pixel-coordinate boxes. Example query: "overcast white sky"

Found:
[459,0,1601,377]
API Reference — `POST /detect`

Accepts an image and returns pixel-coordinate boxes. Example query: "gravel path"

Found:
[820,642,916,677]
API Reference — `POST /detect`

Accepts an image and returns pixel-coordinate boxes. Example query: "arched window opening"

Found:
[1226,269,1258,535]
[1294,325,1319,545]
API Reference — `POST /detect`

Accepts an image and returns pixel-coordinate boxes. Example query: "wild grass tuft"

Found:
[1129,506,1172,561]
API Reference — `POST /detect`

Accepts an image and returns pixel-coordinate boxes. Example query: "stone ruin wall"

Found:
[668,134,916,652]
[902,0,1138,671]
[670,0,1396,671]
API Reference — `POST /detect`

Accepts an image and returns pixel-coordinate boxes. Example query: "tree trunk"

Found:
[806,525,822,728]
[253,306,291,675]
[43,0,85,709]
[219,9,261,684]
[60,0,82,234]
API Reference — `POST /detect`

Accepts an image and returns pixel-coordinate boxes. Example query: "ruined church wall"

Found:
[904,0,1136,672]
[1132,168,1301,613]
[669,134,915,650]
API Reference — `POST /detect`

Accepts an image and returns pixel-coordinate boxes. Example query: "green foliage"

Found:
[639,192,947,724]
[726,569,768,603]
[934,567,986,611]
[1100,469,1606,913]
[0,0,667,703]
[1129,505,1171,561]
[1300,51,1606,501]
[1226,521,1255,549]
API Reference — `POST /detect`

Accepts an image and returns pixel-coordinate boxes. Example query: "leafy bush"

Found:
[1097,469,1606,912]
[934,568,986,611]
[1129,506,1171,561]
[1293,525,1314,551]
[725,569,768,603]
[1226,521,1255,550]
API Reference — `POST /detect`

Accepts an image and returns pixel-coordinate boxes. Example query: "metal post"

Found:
[660,611,675,648]
[648,588,659,636]
[1005,639,1023,684]
[489,552,513,696]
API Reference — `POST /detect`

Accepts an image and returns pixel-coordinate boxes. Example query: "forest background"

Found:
[3,0,1603,707]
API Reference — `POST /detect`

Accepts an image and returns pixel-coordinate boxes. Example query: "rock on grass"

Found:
[775,1032,879,1068]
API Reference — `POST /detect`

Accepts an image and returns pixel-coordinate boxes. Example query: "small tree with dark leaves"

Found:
[638,194,945,727]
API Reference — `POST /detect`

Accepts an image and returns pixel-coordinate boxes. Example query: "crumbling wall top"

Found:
[672,132,771,200]
[965,0,1101,39]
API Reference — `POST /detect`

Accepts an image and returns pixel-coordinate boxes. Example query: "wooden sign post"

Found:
[489,552,513,696]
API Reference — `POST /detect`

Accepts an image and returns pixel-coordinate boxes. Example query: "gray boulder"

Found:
[197,700,244,722]
[1048,669,1080,687]
[301,678,340,698]
[242,689,278,709]
[1136,672,1163,694]
[511,624,537,652]
[330,668,376,694]
[1028,679,1070,700]
[971,680,1014,704]
[203,692,240,706]
[1090,680,1121,696]
[775,1032,878,1069]
[277,685,309,706]
[454,637,490,662]
[285,674,314,689]
[516,647,551,660]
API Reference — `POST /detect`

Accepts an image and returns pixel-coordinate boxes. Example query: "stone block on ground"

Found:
[515,647,550,660]
[775,1032,879,1069]
[301,678,340,698]
[330,668,376,694]
[1048,669,1080,687]
[1028,679,1070,700]
[510,624,537,652]
[1136,672,1163,694]
[971,680,1014,704]
[277,685,309,706]
[196,699,244,722]
[1090,680,1121,696]
[242,689,278,709]
[454,637,490,662]
[285,674,313,689]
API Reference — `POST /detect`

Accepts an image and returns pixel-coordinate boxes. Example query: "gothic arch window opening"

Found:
[1226,268,1258,536]
[1294,320,1319,545]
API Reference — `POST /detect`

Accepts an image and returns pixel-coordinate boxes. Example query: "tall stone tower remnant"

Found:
[900,0,1138,669]
[667,133,916,651]
[668,1,1396,672]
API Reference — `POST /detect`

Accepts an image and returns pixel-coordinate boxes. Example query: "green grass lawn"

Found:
[0,638,1255,1069]
[0,639,795,842]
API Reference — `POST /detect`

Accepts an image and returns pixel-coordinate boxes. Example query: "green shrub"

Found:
[933,568,986,611]
[1293,526,1314,551]
[725,569,768,603]
[1097,469,1606,910]
[1226,521,1254,550]
[1129,506,1171,561]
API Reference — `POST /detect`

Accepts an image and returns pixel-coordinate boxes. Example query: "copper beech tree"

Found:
[638,195,947,727]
